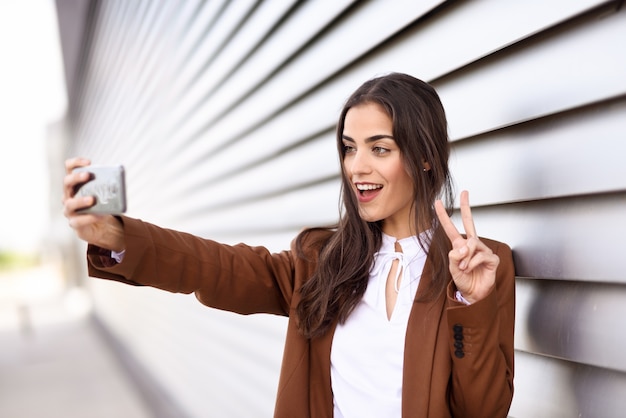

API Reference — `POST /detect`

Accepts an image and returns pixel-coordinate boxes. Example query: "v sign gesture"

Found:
[435,190,500,304]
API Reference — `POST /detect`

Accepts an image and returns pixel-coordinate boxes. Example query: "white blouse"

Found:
[331,232,429,418]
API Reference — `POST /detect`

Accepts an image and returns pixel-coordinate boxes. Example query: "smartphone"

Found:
[73,165,127,214]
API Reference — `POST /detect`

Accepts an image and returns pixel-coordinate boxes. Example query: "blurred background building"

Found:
[14,0,626,416]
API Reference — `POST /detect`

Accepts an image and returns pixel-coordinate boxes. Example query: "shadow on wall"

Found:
[526,279,626,417]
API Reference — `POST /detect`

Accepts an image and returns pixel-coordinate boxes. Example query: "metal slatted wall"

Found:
[62,0,626,416]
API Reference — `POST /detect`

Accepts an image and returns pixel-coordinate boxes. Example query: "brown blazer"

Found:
[87,216,515,418]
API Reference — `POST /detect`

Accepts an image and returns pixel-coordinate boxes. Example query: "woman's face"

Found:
[342,102,416,238]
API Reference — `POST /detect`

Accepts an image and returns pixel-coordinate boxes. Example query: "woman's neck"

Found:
[382,218,430,240]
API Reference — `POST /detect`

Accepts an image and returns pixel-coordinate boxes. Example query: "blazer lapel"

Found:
[309,319,337,417]
[401,249,448,416]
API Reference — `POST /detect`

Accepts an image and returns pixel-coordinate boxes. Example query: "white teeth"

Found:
[356,184,382,191]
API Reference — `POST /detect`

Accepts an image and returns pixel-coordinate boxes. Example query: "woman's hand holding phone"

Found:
[63,157,126,252]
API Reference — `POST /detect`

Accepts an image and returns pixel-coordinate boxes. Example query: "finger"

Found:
[464,251,500,274]
[435,199,461,242]
[63,168,92,200]
[63,195,96,218]
[459,190,477,238]
[65,157,91,175]
[457,237,480,270]
[457,237,498,270]
[447,245,467,267]
[67,213,103,230]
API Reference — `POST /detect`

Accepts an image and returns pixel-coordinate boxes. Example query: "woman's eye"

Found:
[373,146,390,155]
[343,144,356,154]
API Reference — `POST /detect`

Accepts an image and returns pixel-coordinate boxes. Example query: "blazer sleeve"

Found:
[87,216,299,317]
[445,239,515,418]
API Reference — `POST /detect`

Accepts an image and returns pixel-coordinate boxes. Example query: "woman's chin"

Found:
[358,211,381,223]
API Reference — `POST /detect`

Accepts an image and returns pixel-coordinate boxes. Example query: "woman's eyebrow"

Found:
[342,134,395,143]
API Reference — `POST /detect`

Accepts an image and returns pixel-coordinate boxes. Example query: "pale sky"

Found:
[0,0,67,252]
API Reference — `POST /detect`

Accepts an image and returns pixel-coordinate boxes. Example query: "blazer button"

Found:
[453,324,465,358]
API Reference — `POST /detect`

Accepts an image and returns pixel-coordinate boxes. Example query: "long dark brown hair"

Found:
[296,73,454,338]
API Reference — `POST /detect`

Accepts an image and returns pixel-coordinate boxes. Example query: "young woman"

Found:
[63,73,515,417]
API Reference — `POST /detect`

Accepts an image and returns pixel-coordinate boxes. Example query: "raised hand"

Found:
[63,157,125,252]
[434,190,499,304]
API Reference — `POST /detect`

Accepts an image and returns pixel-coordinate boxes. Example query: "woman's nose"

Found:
[348,150,372,175]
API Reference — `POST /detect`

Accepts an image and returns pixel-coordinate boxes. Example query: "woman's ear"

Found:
[423,161,431,172]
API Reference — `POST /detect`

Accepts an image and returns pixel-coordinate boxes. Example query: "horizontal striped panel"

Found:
[154,2,443,179]
[90,279,287,417]
[511,351,626,418]
[436,4,626,139]
[467,193,626,282]
[516,277,626,372]
[356,0,610,81]
[167,0,355,115]
[167,0,259,98]
[129,1,623,219]
[171,179,342,236]
[450,96,626,206]
[155,133,339,221]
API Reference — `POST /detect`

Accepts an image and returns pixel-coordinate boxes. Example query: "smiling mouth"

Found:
[355,183,383,199]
